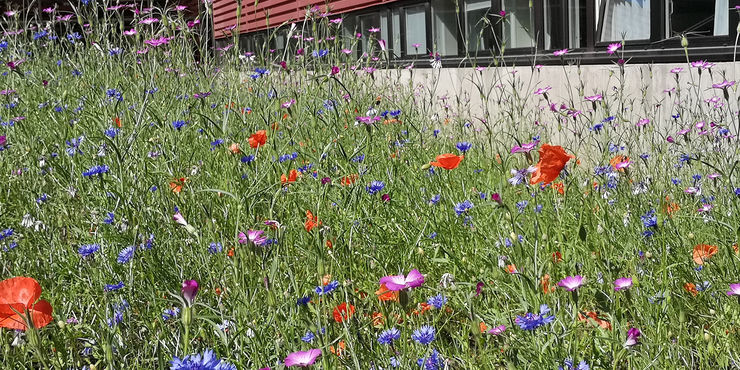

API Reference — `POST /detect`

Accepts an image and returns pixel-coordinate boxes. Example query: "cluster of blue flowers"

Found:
[170,349,236,370]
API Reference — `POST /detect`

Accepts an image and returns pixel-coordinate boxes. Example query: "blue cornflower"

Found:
[104,281,125,292]
[106,89,123,102]
[141,235,154,250]
[735,188,740,196]
[427,294,447,309]
[162,307,180,321]
[104,127,119,138]
[411,325,436,345]
[366,181,386,195]
[641,209,657,228]
[170,349,236,370]
[210,139,224,150]
[36,193,49,204]
[535,204,543,213]
[34,30,48,40]
[351,154,365,162]
[82,164,109,177]
[559,359,590,370]
[103,212,115,225]
[208,242,222,254]
[428,232,437,239]
[429,194,441,205]
[66,32,82,43]
[433,129,440,137]
[241,155,255,164]
[515,304,555,330]
[301,331,316,343]
[312,49,329,57]
[78,243,100,258]
[0,229,14,242]
[297,296,312,306]
[117,245,135,264]
[417,349,442,370]
[172,120,187,130]
[378,328,401,345]
[516,200,528,213]
[454,200,473,216]
[71,69,82,77]
[456,141,472,153]
[315,280,339,295]
[508,167,534,185]
[66,136,84,156]
[671,178,682,185]
[390,109,401,117]
[590,122,604,132]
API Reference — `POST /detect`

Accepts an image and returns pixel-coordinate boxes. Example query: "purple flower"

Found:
[281,99,296,109]
[727,283,740,296]
[585,94,603,102]
[144,36,171,47]
[379,269,424,291]
[553,49,569,56]
[238,230,267,246]
[557,276,584,291]
[182,280,199,306]
[511,141,539,153]
[0,135,6,148]
[613,277,633,291]
[381,194,391,203]
[606,42,621,54]
[487,325,506,335]
[515,304,555,330]
[491,193,503,205]
[712,80,735,89]
[624,328,641,347]
[284,349,321,367]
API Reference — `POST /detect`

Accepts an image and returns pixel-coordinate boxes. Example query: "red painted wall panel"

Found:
[213,0,400,39]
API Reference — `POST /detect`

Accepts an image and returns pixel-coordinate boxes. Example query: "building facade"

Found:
[213,1,740,65]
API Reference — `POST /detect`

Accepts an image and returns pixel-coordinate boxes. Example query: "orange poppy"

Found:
[693,244,718,265]
[304,210,321,232]
[169,177,187,194]
[578,311,612,330]
[248,130,267,148]
[552,252,563,264]
[430,153,464,170]
[506,264,518,274]
[322,275,332,286]
[113,116,121,128]
[734,243,739,255]
[530,144,574,185]
[609,155,630,171]
[333,302,355,323]
[479,321,488,333]
[375,283,399,302]
[0,277,54,331]
[551,182,564,195]
[340,174,359,186]
[663,196,680,216]
[371,312,384,327]
[229,143,241,154]
[412,302,432,316]
[329,340,346,357]
[684,282,698,296]
[281,169,299,185]
[541,274,556,294]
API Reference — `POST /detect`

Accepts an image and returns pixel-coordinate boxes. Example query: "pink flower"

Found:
[139,17,160,25]
[533,86,551,95]
[329,18,342,24]
[624,328,641,347]
[553,49,569,56]
[712,80,735,89]
[378,39,387,51]
[636,118,650,127]
[379,269,424,291]
[606,42,621,54]
[491,193,502,205]
[368,27,380,33]
[412,43,421,48]
[341,48,352,54]
[697,204,713,213]
[42,7,54,13]
[670,67,683,74]
[613,277,633,291]
[238,230,267,246]
[4,11,16,17]
[584,94,603,102]
[691,60,715,70]
[181,280,199,305]
[488,325,506,335]
[707,173,720,180]
[175,5,187,11]
[0,135,6,147]
[330,66,339,75]
[557,275,584,291]
[123,28,137,36]
[281,99,296,109]
[284,349,322,367]
[187,19,201,28]
[498,10,506,17]
[615,159,631,170]
[144,36,171,47]
[511,141,539,153]
[726,283,740,296]
[264,220,282,229]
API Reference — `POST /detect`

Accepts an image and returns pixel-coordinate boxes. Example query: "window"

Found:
[405,6,428,55]
[597,0,651,42]
[432,0,460,56]
[502,0,535,48]
[465,0,492,53]
[545,0,586,49]
[669,0,728,37]
[357,13,383,55]
[392,9,401,57]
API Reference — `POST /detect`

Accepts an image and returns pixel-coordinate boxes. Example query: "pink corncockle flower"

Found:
[707,173,721,180]
[381,194,391,202]
[173,211,196,234]
[533,86,551,95]
[670,67,683,74]
[7,59,24,70]
[187,19,200,28]
[636,118,650,127]
[615,160,631,170]
[712,80,735,89]
[303,37,314,41]
[677,128,690,136]
[379,269,424,291]
[181,280,199,305]
[691,60,715,70]
[281,99,296,109]
[614,277,633,291]
[238,230,267,246]
[534,64,543,70]
[606,42,621,54]
[378,39,387,51]
[139,17,159,25]
[123,28,137,36]
[511,141,539,153]
[57,14,73,21]
[727,283,740,296]
[405,63,414,70]
[697,204,713,213]
[4,10,16,17]
[584,94,603,101]
[330,66,339,75]
[175,5,187,11]
[355,32,362,38]
[355,116,381,125]
[341,48,352,54]
[412,43,421,48]
[684,187,700,195]
[363,67,377,74]
[225,24,237,31]
[553,48,569,56]
[475,66,486,72]
[557,275,584,291]
[488,325,506,335]
[368,27,380,33]
[144,36,171,47]
[664,87,676,94]
[325,36,335,41]
[0,135,6,148]
[329,18,342,24]
[264,220,282,229]
[42,7,54,13]
[0,89,16,95]
[136,48,149,54]
[624,328,641,347]
[284,349,322,367]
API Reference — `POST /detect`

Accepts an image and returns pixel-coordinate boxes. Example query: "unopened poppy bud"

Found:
[681,36,688,48]
[421,163,431,170]
[688,232,694,240]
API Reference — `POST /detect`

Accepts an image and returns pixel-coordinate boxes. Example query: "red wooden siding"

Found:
[213,0,400,39]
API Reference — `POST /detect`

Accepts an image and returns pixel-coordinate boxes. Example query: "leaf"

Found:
[579,224,587,242]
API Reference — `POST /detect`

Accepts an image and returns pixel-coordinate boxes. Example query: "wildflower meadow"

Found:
[1,2,740,370]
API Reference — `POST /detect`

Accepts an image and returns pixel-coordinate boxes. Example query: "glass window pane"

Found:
[502,0,534,48]
[405,6,427,55]
[670,0,726,37]
[358,14,381,55]
[392,9,401,58]
[433,0,459,56]
[546,0,586,49]
[598,0,650,41]
[465,0,492,52]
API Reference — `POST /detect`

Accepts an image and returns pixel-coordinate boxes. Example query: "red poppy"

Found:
[375,283,399,302]
[340,174,358,186]
[332,302,355,323]
[551,182,564,195]
[530,144,574,185]
[693,244,717,265]
[552,251,563,264]
[248,130,267,148]
[281,169,298,185]
[329,340,346,357]
[371,312,384,327]
[0,277,53,331]
[305,210,321,232]
[430,153,464,170]
[229,143,241,154]
[684,282,698,296]
[578,311,612,330]
[541,274,556,294]
[113,116,121,128]
[169,177,187,194]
